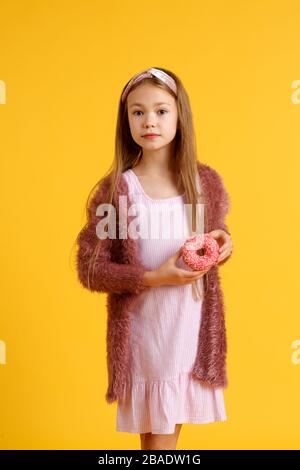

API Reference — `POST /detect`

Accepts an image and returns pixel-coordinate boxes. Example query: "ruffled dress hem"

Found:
[116,370,227,434]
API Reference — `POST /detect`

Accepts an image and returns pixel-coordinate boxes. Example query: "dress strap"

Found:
[124,169,143,195]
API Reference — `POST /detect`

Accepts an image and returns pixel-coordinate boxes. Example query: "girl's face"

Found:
[126,84,178,153]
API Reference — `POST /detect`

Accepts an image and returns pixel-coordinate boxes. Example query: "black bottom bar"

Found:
[0,450,300,467]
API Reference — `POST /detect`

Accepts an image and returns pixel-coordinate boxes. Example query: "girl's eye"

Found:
[133,109,168,116]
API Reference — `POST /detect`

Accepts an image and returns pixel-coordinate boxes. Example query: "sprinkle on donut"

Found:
[181,234,219,271]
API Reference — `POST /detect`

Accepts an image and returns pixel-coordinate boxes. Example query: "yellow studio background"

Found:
[1,0,300,450]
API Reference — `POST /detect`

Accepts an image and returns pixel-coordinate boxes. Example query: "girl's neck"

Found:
[133,155,175,177]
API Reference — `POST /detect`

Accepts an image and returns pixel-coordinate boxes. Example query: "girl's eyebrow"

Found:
[129,102,171,108]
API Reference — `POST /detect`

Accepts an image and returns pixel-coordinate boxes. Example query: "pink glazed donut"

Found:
[181,233,220,271]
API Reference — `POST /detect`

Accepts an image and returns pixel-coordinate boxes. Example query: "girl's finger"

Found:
[177,269,201,278]
[218,251,228,262]
[191,270,209,277]
[177,267,211,278]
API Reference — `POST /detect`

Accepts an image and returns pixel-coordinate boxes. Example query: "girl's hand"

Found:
[143,248,210,288]
[208,229,233,264]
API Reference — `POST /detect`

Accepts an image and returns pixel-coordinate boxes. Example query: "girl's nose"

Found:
[144,121,156,127]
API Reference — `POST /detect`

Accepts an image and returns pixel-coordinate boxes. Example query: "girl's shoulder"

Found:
[197,160,230,211]
[197,160,220,179]
[197,160,228,191]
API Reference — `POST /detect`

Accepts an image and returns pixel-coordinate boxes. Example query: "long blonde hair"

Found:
[72,66,207,282]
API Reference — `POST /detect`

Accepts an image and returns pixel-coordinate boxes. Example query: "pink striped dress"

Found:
[116,168,227,434]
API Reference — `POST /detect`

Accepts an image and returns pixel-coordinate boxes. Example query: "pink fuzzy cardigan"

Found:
[76,161,232,404]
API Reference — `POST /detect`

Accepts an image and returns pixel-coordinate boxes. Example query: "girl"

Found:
[75,67,233,450]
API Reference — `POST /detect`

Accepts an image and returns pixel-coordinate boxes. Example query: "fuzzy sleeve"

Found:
[76,179,148,295]
[209,167,232,266]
